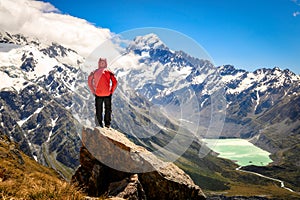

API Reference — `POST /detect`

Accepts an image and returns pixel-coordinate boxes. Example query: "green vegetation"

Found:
[42,143,74,180]
[242,143,300,192]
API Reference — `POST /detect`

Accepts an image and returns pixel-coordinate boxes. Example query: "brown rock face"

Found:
[72,126,206,200]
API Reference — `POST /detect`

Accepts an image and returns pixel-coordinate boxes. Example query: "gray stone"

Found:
[72,126,206,200]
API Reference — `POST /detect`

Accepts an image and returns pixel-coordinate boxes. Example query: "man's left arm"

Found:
[110,72,118,95]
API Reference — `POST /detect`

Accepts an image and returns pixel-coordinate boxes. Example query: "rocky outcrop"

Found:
[72,126,206,200]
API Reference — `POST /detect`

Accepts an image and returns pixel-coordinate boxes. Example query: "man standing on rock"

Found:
[88,58,118,128]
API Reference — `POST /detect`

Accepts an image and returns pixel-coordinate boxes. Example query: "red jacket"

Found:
[88,68,117,97]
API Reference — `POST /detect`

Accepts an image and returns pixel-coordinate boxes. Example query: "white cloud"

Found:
[0,0,112,57]
[291,0,300,17]
[291,0,300,5]
[293,11,300,17]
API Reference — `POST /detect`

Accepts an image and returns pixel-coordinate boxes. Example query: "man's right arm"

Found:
[88,72,95,94]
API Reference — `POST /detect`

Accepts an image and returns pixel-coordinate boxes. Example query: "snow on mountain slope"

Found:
[0,32,83,94]
[103,33,300,142]
[0,31,84,178]
[220,65,300,94]
[0,45,56,80]
[109,34,222,104]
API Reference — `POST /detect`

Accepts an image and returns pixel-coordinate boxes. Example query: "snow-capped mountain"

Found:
[110,33,300,192]
[1,31,299,191]
[108,34,300,191]
[0,31,84,178]
[115,33,221,101]
[107,34,227,141]
[109,33,299,141]
[219,64,300,141]
[128,33,169,51]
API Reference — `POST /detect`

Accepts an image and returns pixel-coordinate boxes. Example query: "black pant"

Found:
[95,95,112,127]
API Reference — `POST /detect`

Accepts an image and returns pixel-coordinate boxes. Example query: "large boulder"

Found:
[72,126,206,200]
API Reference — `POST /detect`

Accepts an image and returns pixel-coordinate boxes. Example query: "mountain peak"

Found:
[0,31,40,47]
[253,67,299,81]
[129,33,168,51]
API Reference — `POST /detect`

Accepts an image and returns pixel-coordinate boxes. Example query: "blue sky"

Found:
[42,0,300,74]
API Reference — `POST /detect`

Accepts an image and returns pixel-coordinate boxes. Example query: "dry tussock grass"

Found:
[0,171,85,200]
[0,137,85,200]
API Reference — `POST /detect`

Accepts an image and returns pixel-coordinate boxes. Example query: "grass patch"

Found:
[0,137,85,200]
[226,182,300,200]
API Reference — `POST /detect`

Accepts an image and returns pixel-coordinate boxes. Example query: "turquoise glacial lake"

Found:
[202,138,273,166]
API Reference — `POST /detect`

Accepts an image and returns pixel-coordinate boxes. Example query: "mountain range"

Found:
[0,30,299,199]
